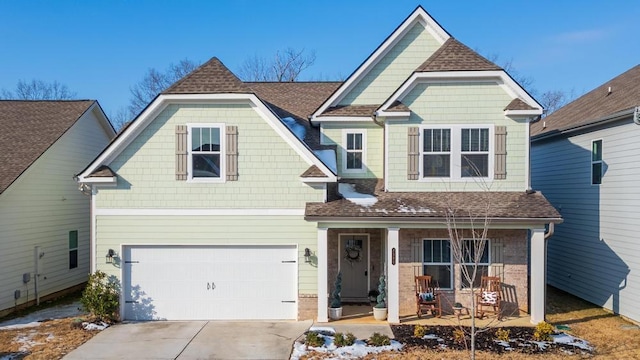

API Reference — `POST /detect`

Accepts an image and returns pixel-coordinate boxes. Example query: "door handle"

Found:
[365,270,368,276]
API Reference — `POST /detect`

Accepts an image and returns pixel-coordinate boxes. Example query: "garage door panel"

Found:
[123,245,297,320]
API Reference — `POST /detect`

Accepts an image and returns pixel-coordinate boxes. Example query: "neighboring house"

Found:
[0,100,115,316]
[531,65,640,323]
[76,6,560,323]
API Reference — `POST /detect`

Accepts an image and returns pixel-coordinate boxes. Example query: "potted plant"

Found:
[368,289,379,304]
[328,272,342,320]
[373,274,387,320]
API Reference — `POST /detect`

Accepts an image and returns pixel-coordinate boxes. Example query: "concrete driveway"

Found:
[64,320,312,360]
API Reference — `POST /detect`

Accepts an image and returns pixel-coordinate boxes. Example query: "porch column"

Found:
[317,227,328,322]
[530,228,546,324]
[387,228,400,323]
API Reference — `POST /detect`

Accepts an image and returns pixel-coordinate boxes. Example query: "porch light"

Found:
[304,248,312,263]
[106,249,116,264]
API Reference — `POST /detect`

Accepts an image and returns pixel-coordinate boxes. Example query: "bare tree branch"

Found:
[0,79,76,100]
[237,48,316,82]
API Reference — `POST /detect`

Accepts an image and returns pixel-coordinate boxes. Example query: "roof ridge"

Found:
[163,57,252,94]
[416,38,502,72]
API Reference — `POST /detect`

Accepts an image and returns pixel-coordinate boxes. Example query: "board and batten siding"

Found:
[0,109,112,313]
[320,123,383,178]
[95,103,324,209]
[531,118,640,323]
[387,82,527,192]
[95,215,319,294]
[338,22,441,106]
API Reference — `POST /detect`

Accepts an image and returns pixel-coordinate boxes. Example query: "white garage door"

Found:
[122,245,297,320]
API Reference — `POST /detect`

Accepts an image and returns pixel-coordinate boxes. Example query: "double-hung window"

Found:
[343,130,366,172]
[591,140,602,185]
[420,125,493,180]
[188,124,224,181]
[460,239,490,288]
[422,239,452,289]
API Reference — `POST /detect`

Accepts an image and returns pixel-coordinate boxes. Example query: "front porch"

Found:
[325,304,533,327]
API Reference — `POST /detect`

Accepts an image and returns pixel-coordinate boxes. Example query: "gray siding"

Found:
[531,118,640,323]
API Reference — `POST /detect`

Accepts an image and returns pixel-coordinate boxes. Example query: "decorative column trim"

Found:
[317,227,329,322]
[530,228,546,324]
[387,227,400,323]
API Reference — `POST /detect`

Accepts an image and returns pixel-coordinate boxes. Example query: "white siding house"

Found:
[531,65,640,323]
[0,100,115,316]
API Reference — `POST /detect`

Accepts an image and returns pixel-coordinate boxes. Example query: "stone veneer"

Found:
[298,294,317,321]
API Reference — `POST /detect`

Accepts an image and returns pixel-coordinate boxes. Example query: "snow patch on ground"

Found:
[83,321,109,331]
[282,117,306,141]
[552,333,593,351]
[314,149,337,173]
[339,183,377,207]
[0,301,84,330]
[291,335,403,360]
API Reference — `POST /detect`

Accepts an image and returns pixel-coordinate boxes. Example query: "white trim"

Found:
[311,7,450,119]
[94,208,305,216]
[418,124,495,182]
[317,228,329,322]
[311,116,373,125]
[300,177,331,184]
[90,186,97,273]
[384,121,390,191]
[387,228,400,323]
[421,238,454,290]
[338,233,371,301]
[504,109,543,116]
[341,129,367,174]
[525,120,531,190]
[77,93,336,182]
[530,228,546,324]
[379,72,541,114]
[186,123,226,183]
[375,111,411,118]
[82,177,117,184]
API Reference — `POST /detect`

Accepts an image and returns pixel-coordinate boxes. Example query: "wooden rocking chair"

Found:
[475,276,502,320]
[415,275,441,318]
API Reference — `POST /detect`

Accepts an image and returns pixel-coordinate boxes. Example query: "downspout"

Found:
[542,222,555,320]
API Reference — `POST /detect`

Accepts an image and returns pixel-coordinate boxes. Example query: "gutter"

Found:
[532,108,635,142]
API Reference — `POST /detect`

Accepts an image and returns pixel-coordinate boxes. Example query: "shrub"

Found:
[305,331,324,347]
[330,272,342,308]
[453,329,466,344]
[495,328,510,342]
[80,271,119,323]
[413,324,427,338]
[368,332,391,346]
[334,332,356,347]
[375,275,387,308]
[534,321,554,341]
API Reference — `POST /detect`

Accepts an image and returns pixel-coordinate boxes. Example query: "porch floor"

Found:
[329,304,533,327]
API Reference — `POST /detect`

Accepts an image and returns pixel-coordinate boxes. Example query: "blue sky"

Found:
[1,1,638,118]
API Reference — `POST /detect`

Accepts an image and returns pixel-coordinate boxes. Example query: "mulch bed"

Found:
[391,325,588,355]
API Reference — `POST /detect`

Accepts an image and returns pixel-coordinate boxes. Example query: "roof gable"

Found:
[0,100,97,194]
[416,38,501,72]
[164,57,252,94]
[311,6,450,119]
[531,65,640,137]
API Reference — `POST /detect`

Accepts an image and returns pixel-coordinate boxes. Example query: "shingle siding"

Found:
[531,118,640,323]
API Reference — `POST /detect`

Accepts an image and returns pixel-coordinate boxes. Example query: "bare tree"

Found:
[237,48,316,82]
[485,53,535,94]
[128,58,199,117]
[1,79,76,100]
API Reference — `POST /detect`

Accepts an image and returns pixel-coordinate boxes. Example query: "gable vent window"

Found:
[591,139,603,185]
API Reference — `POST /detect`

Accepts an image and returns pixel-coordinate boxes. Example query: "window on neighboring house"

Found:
[422,239,452,289]
[592,140,602,185]
[461,128,489,177]
[460,239,490,288]
[422,129,451,177]
[420,126,493,180]
[188,125,224,180]
[343,131,366,172]
[69,230,78,269]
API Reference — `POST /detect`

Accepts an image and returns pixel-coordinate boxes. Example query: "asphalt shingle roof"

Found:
[306,179,561,220]
[416,38,502,72]
[0,100,95,194]
[163,57,252,94]
[504,98,536,111]
[531,65,640,137]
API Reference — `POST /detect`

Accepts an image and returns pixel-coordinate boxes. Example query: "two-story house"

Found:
[76,6,560,323]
